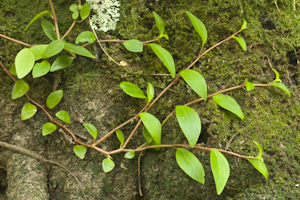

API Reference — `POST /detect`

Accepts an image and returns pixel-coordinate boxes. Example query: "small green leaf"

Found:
[148,43,175,78]
[15,48,35,79]
[213,94,244,120]
[185,11,207,46]
[44,40,65,58]
[69,4,78,12]
[41,18,58,41]
[176,148,205,184]
[46,90,63,109]
[80,3,91,21]
[124,151,135,159]
[247,158,268,180]
[102,158,115,173]
[11,80,30,99]
[30,45,48,61]
[143,126,153,145]
[50,55,73,72]
[120,81,146,99]
[179,69,207,100]
[72,11,79,20]
[147,83,155,104]
[64,42,95,58]
[232,36,246,51]
[78,5,83,10]
[153,11,165,38]
[272,69,281,82]
[83,123,97,140]
[55,111,71,124]
[75,31,96,44]
[123,39,143,52]
[253,141,263,157]
[21,103,37,120]
[210,149,230,195]
[175,105,201,148]
[9,63,16,75]
[139,112,161,145]
[32,60,51,78]
[116,129,125,146]
[161,34,169,40]
[73,145,87,159]
[270,82,291,96]
[24,10,53,31]
[240,18,247,31]
[245,79,255,91]
[42,123,57,136]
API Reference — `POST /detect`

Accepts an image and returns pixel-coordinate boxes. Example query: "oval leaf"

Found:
[175,105,201,148]
[42,123,57,136]
[30,45,48,61]
[270,82,291,96]
[124,151,135,159]
[83,123,97,139]
[185,11,207,46]
[75,31,96,44]
[72,11,79,20]
[50,55,73,72]
[247,158,268,180]
[153,11,165,37]
[240,18,247,31]
[24,10,52,31]
[116,129,125,146]
[210,149,230,195]
[73,145,87,159]
[245,79,255,91]
[147,82,155,104]
[179,69,207,100]
[102,158,115,173]
[232,36,246,51]
[64,42,95,58]
[44,40,65,58]
[15,48,35,79]
[32,60,51,78]
[11,80,30,99]
[55,111,71,124]
[41,18,59,41]
[80,3,91,21]
[120,81,146,98]
[46,90,63,109]
[212,94,244,120]
[69,4,78,12]
[139,112,161,145]
[148,43,175,78]
[176,148,205,184]
[123,39,143,52]
[9,63,16,75]
[21,103,37,120]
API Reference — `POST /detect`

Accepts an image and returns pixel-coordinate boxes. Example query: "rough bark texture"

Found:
[0,0,299,199]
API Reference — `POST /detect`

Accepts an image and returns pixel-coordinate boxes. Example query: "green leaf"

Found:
[143,126,153,145]
[116,129,125,146]
[80,3,91,21]
[73,145,87,159]
[161,34,169,40]
[63,42,95,58]
[15,48,35,79]
[9,63,16,75]
[240,18,247,31]
[11,80,30,99]
[253,141,263,157]
[232,36,246,51]
[185,11,207,46]
[272,69,282,82]
[176,148,205,184]
[123,39,143,52]
[102,158,115,173]
[179,69,207,100]
[21,103,37,120]
[148,43,175,78]
[72,11,79,20]
[245,79,255,91]
[120,81,146,98]
[50,55,73,72]
[30,45,48,61]
[75,31,96,44]
[32,60,51,78]
[139,112,161,145]
[210,149,230,195]
[55,111,71,124]
[175,105,201,148]
[212,94,244,120]
[247,158,268,180]
[24,10,53,31]
[153,11,165,38]
[124,151,135,159]
[41,18,58,41]
[69,4,78,12]
[83,123,97,140]
[270,82,291,96]
[147,83,155,105]
[44,40,64,58]
[42,123,57,136]
[46,90,63,109]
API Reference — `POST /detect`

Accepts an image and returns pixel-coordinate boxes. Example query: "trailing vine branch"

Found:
[49,0,60,40]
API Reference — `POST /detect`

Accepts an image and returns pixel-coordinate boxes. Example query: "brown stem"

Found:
[49,0,60,40]
[61,20,77,40]
[138,151,143,196]
[122,119,142,148]
[0,33,31,47]
[81,38,158,48]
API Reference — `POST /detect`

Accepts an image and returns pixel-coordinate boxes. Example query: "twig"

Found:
[61,20,77,40]
[138,151,143,196]
[0,33,31,47]
[49,0,60,40]
[274,1,282,15]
